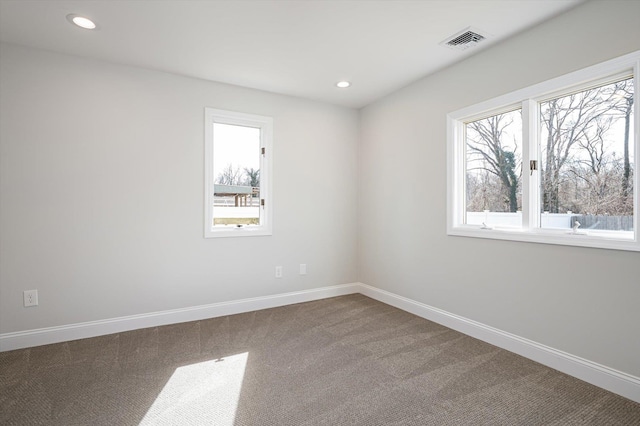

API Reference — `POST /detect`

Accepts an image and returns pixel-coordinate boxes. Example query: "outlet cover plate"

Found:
[24,290,38,307]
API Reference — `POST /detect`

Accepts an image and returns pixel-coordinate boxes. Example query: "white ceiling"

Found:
[0,0,584,109]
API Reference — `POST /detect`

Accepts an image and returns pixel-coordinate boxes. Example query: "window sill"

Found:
[205,226,272,239]
[448,226,639,252]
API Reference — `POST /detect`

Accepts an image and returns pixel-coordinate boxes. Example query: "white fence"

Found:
[466,211,573,228]
[214,195,260,207]
[467,212,634,231]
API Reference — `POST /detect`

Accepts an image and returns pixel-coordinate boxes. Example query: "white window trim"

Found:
[204,108,273,238]
[447,50,640,252]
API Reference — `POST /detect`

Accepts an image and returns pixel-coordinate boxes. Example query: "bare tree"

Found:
[467,113,521,212]
[541,78,633,215]
[612,79,634,207]
[216,163,244,185]
[541,92,608,212]
[567,115,622,214]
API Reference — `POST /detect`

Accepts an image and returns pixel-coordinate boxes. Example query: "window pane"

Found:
[212,123,261,227]
[465,110,523,227]
[540,78,634,232]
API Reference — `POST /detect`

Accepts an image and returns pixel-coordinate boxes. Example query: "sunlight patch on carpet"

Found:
[140,352,249,425]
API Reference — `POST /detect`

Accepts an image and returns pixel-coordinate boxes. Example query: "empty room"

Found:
[1,0,639,424]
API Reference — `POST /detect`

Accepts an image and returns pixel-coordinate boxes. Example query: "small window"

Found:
[447,51,639,251]
[204,108,272,238]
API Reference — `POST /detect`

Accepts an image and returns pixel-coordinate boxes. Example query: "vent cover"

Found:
[440,27,488,51]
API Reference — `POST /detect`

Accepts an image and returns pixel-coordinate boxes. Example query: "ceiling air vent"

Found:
[440,27,488,51]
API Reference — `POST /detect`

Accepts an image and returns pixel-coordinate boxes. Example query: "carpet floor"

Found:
[1,294,639,425]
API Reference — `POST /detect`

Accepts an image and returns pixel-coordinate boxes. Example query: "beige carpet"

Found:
[1,294,639,425]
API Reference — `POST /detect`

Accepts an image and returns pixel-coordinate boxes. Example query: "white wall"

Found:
[0,44,359,334]
[359,0,640,378]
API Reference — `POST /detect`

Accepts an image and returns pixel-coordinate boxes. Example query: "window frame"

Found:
[447,51,640,251]
[204,108,273,238]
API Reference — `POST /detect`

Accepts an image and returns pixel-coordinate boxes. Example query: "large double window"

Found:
[448,51,639,251]
[204,108,272,238]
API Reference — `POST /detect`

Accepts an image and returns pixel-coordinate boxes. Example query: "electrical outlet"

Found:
[299,264,307,275]
[24,290,38,307]
[275,266,283,278]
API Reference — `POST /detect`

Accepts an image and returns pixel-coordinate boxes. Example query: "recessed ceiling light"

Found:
[66,14,97,30]
[336,81,351,89]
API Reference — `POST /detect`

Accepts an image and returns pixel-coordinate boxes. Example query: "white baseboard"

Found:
[2,281,638,403]
[357,282,640,403]
[0,283,360,352]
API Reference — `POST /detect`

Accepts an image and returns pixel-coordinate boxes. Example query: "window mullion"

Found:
[634,60,640,243]
[522,99,540,230]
